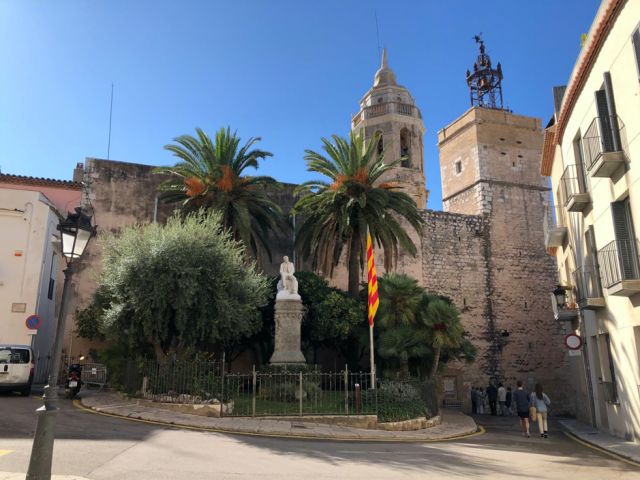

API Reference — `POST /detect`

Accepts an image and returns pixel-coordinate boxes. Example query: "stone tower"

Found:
[435,40,574,409]
[351,48,428,209]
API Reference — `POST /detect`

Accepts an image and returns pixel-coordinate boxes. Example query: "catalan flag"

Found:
[367,233,379,327]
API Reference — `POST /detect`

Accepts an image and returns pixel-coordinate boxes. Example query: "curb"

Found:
[76,398,482,442]
[563,432,640,467]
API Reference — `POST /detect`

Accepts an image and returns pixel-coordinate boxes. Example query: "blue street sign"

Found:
[26,315,42,330]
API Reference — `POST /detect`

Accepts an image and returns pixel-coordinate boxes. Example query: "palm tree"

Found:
[293,130,424,297]
[377,274,423,329]
[154,127,284,266]
[419,295,464,378]
[378,325,429,380]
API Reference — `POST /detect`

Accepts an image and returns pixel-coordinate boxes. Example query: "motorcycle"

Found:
[65,364,83,399]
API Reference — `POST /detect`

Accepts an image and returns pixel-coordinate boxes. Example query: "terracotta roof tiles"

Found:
[0,173,82,191]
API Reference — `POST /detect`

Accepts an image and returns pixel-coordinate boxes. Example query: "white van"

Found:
[0,345,34,396]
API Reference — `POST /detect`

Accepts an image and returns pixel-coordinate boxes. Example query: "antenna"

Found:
[107,82,114,160]
[375,11,381,65]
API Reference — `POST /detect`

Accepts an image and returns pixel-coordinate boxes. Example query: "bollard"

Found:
[355,383,361,413]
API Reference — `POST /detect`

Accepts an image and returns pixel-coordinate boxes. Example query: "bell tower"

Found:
[351,49,428,209]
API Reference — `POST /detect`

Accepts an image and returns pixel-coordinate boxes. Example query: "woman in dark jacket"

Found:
[505,387,513,415]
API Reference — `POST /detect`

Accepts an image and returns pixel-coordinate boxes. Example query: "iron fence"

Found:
[572,265,603,302]
[597,239,640,288]
[121,358,438,420]
[32,352,96,385]
[583,115,627,171]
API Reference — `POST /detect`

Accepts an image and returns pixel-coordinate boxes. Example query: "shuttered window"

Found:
[632,28,640,83]
[595,72,621,153]
[611,199,639,280]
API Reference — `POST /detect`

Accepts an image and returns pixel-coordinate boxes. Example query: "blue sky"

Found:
[0,0,599,210]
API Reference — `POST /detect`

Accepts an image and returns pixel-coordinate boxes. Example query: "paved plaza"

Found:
[1,393,638,479]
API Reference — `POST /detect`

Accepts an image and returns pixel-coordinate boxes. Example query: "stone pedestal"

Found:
[269,298,306,364]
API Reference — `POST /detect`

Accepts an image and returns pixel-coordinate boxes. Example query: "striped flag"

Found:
[367,233,379,326]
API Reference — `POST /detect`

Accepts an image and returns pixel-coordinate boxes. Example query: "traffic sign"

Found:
[564,334,582,350]
[26,315,42,330]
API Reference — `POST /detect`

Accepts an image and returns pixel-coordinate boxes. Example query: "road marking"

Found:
[564,432,640,467]
[72,400,485,443]
[0,450,13,457]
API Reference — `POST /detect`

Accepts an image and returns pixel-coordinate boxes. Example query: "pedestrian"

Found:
[471,386,477,414]
[498,383,507,416]
[487,382,498,416]
[477,387,485,414]
[513,380,531,437]
[530,383,551,438]
[505,386,513,415]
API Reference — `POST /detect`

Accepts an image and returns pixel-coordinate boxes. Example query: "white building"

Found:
[541,0,640,442]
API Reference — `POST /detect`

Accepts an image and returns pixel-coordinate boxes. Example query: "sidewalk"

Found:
[0,474,93,480]
[560,419,640,464]
[79,393,478,441]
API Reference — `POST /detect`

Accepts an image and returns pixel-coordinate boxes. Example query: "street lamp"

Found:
[26,207,96,480]
[553,286,567,309]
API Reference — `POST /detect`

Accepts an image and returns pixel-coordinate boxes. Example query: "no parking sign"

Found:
[26,315,42,330]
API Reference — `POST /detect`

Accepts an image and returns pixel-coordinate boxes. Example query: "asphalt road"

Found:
[1,393,638,479]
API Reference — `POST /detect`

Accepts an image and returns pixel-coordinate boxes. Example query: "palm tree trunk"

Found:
[429,346,441,378]
[400,358,409,380]
[348,233,360,297]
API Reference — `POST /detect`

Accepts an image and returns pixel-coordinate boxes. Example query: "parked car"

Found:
[0,344,34,396]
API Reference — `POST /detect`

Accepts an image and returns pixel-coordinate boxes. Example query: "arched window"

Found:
[400,128,411,167]
[374,130,383,155]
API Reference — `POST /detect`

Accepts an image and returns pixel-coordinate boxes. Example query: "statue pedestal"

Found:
[270,297,306,365]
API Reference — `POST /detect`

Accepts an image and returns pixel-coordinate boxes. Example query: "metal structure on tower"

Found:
[466,34,505,110]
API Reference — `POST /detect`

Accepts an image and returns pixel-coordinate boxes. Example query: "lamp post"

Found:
[26,207,97,480]
[553,286,567,309]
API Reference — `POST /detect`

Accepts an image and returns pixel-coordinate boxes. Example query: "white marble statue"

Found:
[276,255,300,300]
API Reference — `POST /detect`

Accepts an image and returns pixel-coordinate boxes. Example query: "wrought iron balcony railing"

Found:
[583,115,627,177]
[560,164,590,212]
[573,265,604,303]
[598,239,640,289]
[543,204,567,248]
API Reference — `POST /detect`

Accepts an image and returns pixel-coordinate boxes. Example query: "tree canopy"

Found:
[154,127,285,266]
[292,130,424,296]
[94,210,269,362]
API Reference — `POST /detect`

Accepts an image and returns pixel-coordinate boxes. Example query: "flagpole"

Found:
[367,227,376,390]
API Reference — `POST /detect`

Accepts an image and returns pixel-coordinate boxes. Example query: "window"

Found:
[400,128,411,167]
[47,252,57,300]
[611,198,639,280]
[455,161,462,174]
[604,334,619,403]
[632,28,640,84]
[594,72,621,153]
[374,130,383,155]
[573,134,589,193]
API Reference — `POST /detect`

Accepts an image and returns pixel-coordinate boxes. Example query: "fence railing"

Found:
[583,115,627,171]
[573,265,603,302]
[32,353,96,385]
[601,381,619,404]
[121,358,438,421]
[597,239,640,288]
[365,103,388,119]
[560,164,588,206]
[396,102,413,116]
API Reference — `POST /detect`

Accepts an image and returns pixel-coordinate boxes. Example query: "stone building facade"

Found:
[60,45,574,415]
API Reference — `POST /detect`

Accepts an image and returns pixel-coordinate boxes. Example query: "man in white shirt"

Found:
[498,383,507,416]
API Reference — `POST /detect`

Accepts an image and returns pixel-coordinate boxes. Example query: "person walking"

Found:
[530,383,551,438]
[471,386,477,414]
[513,380,531,437]
[498,383,507,416]
[505,386,513,416]
[477,387,485,414]
[487,382,498,416]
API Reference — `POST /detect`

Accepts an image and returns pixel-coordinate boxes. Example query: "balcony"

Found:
[551,291,580,321]
[544,204,567,248]
[561,164,590,212]
[598,239,640,296]
[583,115,627,178]
[352,101,423,128]
[572,265,606,310]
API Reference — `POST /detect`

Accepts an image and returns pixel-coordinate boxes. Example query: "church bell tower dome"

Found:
[350,48,428,209]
